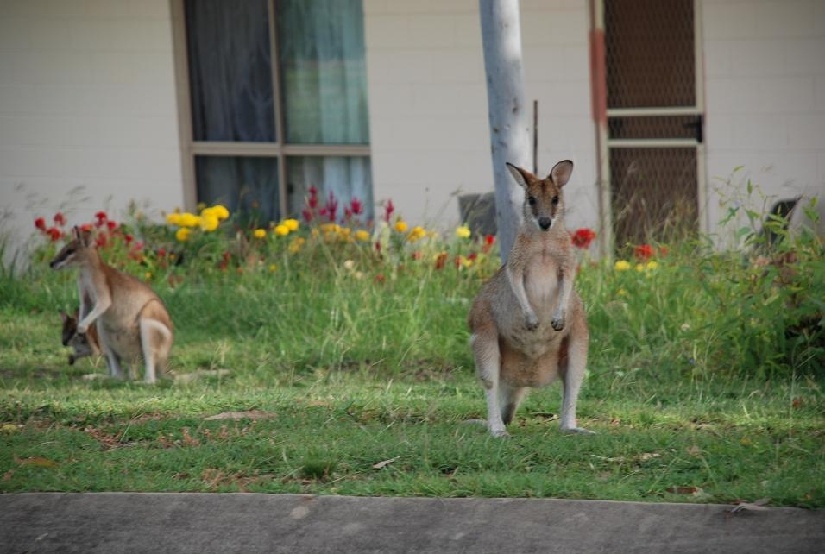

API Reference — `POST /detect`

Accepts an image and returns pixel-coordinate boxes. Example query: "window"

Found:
[173,0,372,224]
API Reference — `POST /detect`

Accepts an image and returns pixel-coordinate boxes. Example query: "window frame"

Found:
[170,0,371,216]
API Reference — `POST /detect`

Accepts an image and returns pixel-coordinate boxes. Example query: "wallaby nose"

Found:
[538,217,552,230]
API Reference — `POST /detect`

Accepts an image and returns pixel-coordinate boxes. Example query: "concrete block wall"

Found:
[0,0,182,263]
[364,0,599,232]
[702,0,825,239]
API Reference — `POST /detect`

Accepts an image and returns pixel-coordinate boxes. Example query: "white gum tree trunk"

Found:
[479,0,530,263]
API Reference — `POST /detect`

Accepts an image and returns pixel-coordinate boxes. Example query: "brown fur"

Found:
[50,227,174,383]
[60,309,101,365]
[468,161,591,437]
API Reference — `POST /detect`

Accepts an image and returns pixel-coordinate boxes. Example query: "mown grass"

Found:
[1,206,823,507]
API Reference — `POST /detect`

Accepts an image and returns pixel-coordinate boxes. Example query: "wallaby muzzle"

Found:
[538,217,552,231]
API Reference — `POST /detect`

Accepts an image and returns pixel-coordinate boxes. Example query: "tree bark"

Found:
[479,0,530,264]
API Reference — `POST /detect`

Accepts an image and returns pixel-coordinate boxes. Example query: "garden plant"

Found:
[0,185,823,507]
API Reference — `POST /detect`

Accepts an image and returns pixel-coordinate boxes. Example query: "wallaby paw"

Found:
[525,313,539,331]
[551,316,565,331]
[561,426,595,435]
[77,323,88,334]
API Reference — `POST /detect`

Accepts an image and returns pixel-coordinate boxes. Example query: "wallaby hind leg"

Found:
[98,330,125,379]
[470,325,508,438]
[559,328,593,434]
[499,383,529,425]
[140,318,172,384]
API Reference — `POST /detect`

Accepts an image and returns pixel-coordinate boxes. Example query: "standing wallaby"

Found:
[468,160,591,437]
[50,226,174,383]
[60,309,101,365]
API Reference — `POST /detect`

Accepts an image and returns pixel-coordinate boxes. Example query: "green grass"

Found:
[1,210,823,506]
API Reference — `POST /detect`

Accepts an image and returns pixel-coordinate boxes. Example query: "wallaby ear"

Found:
[506,163,532,189]
[549,160,574,187]
[60,311,68,323]
[76,227,93,247]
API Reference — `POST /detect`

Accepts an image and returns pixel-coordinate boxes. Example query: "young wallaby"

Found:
[468,160,591,437]
[60,309,101,365]
[50,226,174,383]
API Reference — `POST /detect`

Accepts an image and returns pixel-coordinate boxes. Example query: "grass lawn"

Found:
[1,202,823,506]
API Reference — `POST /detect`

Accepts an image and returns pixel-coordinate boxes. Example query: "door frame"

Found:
[591,0,707,255]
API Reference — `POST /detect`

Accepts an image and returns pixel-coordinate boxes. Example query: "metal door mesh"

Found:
[604,0,699,248]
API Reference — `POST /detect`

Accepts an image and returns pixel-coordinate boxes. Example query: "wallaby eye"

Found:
[527,196,537,206]
[551,196,559,206]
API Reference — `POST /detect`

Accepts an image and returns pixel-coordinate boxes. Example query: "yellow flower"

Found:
[456,225,471,239]
[284,218,299,232]
[288,237,305,254]
[268,264,278,273]
[646,260,659,271]
[408,226,427,242]
[175,228,191,242]
[253,229,267,239]
[394,219,408,233]
[197,202,207,212]
[320,223,340,234]
[354,229,370,242]
[274,224,289,237]
[203,204,230,220]
[200,214,219,232]
[614,260,631,271]
[166,212,181,226]
[635,263,646,272]
[178,212,200,228]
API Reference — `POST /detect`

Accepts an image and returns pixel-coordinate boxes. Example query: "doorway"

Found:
[594,0,706,249]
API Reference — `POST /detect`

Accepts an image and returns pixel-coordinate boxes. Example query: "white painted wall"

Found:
[702,0,825,241]
[363,0,599,233]
[0,0,183,264]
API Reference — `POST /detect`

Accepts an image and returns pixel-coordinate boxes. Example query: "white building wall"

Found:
[363,0,598,232]
[0,0,183,263]
[702,0,825,238]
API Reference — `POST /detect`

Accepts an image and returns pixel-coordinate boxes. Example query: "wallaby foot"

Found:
[560,425,595,435]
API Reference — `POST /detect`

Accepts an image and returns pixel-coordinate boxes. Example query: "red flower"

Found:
[307,186,319,209]
[79,223,94,232]
[349,197,363,216]
[383,199,395,224]
[571,228,597,249]
[106,220,118,231]
[124,234,133,244]
[96,234,107,248]
[53,212,66,226]
[35,217,47,231]
[435,252,448,270]
[302,209,313,223]
[634,244,654,260]
[46,227,62,242]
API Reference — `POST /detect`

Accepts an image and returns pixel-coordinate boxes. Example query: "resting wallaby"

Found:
[468,160,591,437]
[60,309,101,365]
[50,226,174,383]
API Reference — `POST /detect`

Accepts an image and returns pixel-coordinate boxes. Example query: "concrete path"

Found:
[1,493,823,553]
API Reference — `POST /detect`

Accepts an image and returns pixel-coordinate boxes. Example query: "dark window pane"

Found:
[186,0,276,142]
[278,0,370,144]
[195,156,280,223]
[287,156,373,222]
